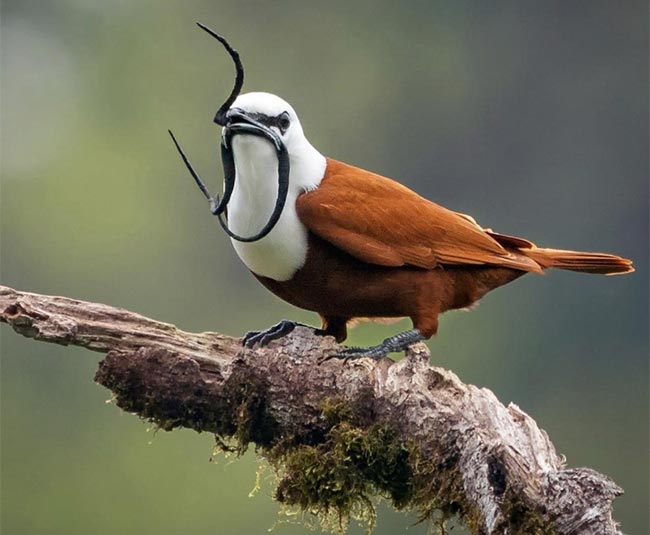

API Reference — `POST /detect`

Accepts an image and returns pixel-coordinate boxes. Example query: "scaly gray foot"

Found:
[322,329,425,362]
[243,320,322,348]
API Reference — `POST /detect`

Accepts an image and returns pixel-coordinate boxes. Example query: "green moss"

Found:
[499,494,557,535]
[271,422,414,530]
[321,396,354,426]
[264,395,434,533]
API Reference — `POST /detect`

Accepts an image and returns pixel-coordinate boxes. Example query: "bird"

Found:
[170,24,634,361]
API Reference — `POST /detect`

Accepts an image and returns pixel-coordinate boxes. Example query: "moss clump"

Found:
[273,422,414,517]
[262,396,413,532]
[276,423,413,506]
[498,495,557,535]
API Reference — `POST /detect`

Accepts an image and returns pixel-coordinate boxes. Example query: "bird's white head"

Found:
[230,92,303,141]
[225,92,326,192]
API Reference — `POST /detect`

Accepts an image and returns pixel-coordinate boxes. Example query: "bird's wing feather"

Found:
[296,159,543,273]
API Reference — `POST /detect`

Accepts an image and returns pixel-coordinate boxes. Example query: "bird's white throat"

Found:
[228,134,326,281]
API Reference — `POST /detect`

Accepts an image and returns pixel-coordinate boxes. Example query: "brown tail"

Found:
[485,231,634,275]
[523,248,634,275]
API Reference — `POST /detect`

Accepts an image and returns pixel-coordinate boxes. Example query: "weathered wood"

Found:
[0,285,623,534]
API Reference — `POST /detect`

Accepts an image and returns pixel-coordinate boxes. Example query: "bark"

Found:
[0,285,623,534]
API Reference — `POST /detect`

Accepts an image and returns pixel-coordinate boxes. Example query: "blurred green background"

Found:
[1,1,647,534]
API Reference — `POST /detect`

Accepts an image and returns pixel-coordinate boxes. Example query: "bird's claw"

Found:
[319,345,390,364]
[319,329,425,364]
[242,320,305,348]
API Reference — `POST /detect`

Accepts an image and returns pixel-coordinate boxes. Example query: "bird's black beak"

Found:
[222,108,282,150]
[224,107,248,127]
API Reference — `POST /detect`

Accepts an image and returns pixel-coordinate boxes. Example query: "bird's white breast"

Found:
[228,135,325,281]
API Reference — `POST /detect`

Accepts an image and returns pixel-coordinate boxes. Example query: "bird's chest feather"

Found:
[230,197,309,281]
[228,136,310,281]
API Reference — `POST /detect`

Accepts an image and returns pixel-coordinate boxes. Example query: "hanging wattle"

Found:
[216,119,290,242]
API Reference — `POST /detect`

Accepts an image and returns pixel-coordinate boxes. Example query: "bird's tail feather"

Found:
[523,248,634,275]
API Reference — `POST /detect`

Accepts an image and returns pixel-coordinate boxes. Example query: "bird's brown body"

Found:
[255,158,633,343]
[256,233,524,342]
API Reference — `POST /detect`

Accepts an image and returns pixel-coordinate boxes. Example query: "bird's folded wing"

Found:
[296,159,542,273]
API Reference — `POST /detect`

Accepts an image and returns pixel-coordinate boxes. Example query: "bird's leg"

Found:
[243,320,325,348]
[323,329,425,362]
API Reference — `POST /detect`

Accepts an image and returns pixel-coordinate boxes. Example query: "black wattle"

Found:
[216,122,290,243]
[210,139,236,216]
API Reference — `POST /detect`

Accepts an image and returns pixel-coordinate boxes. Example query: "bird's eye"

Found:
[278,112,291,133]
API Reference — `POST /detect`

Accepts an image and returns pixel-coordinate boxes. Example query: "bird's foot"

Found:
[322,329,425,362]
[243,320,321,348]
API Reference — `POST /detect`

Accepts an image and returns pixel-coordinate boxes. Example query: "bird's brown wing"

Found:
[296,158,543,273]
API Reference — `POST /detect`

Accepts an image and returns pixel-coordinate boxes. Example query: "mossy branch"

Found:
[0,285,623,534]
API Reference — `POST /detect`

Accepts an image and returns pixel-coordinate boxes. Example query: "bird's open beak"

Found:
[213,108,291,243]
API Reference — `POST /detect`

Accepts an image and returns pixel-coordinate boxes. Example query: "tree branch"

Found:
[0,285,623,534]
